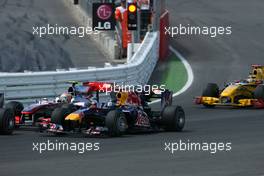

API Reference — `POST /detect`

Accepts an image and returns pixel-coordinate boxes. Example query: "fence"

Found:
[0,32,159,104]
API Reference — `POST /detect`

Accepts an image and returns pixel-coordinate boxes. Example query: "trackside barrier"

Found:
[159,10,169,60]
[0,32,159,104]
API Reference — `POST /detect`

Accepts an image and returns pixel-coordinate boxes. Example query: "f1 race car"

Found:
[0,93,15,135]
[42,86,185,137]
[195,65,264,108]
[1,82,108,131]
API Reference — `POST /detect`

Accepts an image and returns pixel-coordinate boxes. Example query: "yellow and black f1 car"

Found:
[195,65,264,108]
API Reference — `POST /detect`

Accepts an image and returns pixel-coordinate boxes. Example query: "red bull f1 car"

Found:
[42,86,185,137]
[195,65,264,108]
[0,82,111,134]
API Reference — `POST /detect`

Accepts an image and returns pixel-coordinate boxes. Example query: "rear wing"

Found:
[144,89,172,98]
[143,89,173,108]
[0,93,4,108]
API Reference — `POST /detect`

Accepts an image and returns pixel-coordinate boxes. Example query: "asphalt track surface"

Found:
[0,0,106,72]
[1,0,264,176]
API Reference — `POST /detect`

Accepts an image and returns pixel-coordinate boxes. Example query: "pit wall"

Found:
[159,10,170,60]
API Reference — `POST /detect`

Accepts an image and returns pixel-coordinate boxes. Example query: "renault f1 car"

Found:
[195,65,264,108]
[42,86,185,137]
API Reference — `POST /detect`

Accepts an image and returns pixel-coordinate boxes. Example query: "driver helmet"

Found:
[89,97,98,108]
[59,93,72,103]
[107,100,113,107]
[41,98,49,104]
[90,97,98,105]
[55,97,60,103]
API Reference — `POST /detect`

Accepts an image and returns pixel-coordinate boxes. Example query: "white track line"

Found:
[149,46,194,104]
[169,46,194,97]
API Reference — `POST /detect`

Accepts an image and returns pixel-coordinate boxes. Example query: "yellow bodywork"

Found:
[199,97,254,107]
[202,84,256,107]
[65,113,82,122]
[238,99,253,106]
[221,84,255,99]
[198,84,257,107]
[197,65,264,107]
[199,97,219,105]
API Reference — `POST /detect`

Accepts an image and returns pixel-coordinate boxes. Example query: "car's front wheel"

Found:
[51,107,72,129]
[105,110,128,137]
[254,85,264,100]
[5,101,24,117]
[0,108,15,135]
[202,83,219,108]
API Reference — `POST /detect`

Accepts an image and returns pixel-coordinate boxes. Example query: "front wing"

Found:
[195,96,264,108]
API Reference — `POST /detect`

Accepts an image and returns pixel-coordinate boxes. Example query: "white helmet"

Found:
[55,97,60,103]
[59,93,72,103]
[90,97,98,105]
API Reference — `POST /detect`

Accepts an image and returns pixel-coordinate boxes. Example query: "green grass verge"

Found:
[161,55,188,93]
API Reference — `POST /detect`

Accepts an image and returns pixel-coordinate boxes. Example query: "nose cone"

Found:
[221,85,238,97]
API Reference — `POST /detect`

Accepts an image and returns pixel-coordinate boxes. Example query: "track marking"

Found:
[149,46,194,104]
[169,46,194,97]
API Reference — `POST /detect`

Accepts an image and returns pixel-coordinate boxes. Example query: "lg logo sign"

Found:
[97,5,112,20]
[93,3,115,31]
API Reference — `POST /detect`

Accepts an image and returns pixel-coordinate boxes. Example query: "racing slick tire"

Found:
[5,101,24,117]
[0,93,4,108]
[0,108,15,135]
[202,83,219,108]
[51,107,72,126]
[254,85,264,100]
[160,106,185,132]
[105,110,128,137]
[202,83,219,97]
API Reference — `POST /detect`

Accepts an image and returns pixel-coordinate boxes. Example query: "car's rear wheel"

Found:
[105,110,127,137]
[254,85,264,100]
[202,83,219,108]
[5,101,24,117]
[0,108,15,135]
[160,106,185,132]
